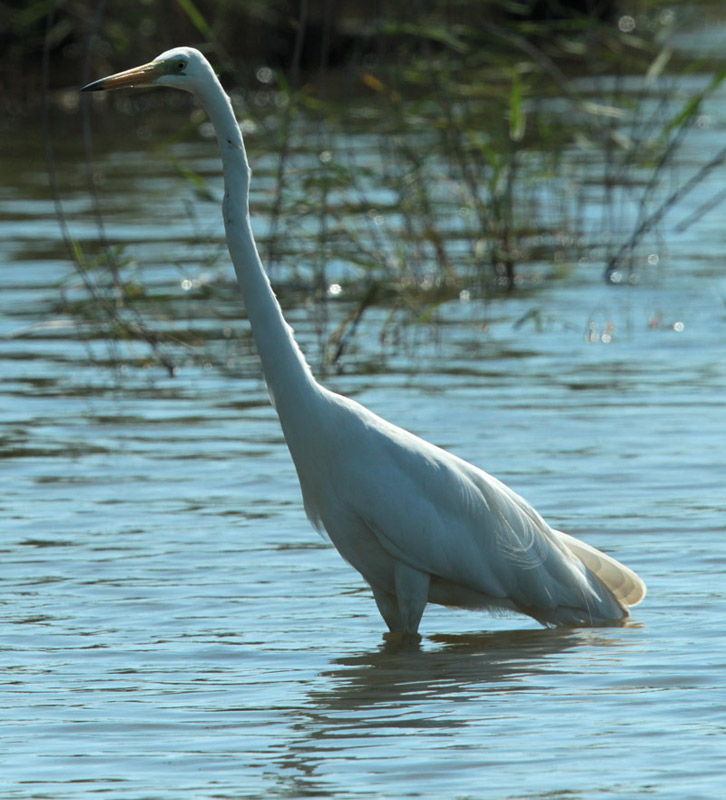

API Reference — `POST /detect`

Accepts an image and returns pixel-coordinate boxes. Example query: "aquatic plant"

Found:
[37,0,726,371]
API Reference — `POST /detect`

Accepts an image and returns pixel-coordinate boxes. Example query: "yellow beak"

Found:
[81,60,162,92]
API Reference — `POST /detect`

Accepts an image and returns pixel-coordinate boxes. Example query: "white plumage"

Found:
[83,47,646,635]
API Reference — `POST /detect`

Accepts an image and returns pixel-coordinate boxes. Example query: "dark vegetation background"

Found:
[5,0,624,97]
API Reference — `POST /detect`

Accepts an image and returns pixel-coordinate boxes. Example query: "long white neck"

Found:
[195,73,320,429]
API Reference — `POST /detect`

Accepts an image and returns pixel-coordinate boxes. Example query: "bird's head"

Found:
[81,47,213,95]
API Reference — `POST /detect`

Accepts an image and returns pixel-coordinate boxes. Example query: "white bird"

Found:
[82,48,646,635]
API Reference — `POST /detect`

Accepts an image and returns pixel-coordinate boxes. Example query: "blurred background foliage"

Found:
[7,0,726,370]
[3,0,675,100]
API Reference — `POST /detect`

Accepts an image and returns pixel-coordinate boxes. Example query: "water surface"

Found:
[1,59,725,799]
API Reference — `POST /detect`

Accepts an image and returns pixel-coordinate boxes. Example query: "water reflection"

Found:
[271,627,634,796]
[309,628,613,712]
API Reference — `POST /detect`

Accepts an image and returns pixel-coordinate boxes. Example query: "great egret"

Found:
[82,48,646,635]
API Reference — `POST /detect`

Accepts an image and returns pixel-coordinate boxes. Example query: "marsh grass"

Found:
[39,0,726,373]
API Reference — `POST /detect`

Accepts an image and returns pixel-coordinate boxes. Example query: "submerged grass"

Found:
[38,0,726,373]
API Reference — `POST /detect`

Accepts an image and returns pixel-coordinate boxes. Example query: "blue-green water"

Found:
[2,50,726,799]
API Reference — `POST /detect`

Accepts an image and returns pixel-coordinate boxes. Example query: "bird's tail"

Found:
[556,530,646,608]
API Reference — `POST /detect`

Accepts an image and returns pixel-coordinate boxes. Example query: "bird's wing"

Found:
[332,404,624,620]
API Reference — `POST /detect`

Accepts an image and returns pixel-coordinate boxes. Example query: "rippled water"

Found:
[2,65,725,798]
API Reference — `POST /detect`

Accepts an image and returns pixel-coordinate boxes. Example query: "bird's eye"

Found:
[177,60,186,71]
